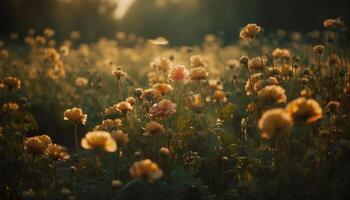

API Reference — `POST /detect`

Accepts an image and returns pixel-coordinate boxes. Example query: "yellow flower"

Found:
[152,83,174,95]
[142,88,162,101]
[285,97,322,124]
[60,46,70,56]
[44,48,60,62]
[143,121,165,136]
[258,85,287,104]
[186,94,202,111]
[258,109,293,139]
[159,147,170,156]
[94,119,122,131]
[190,67,209,81]
[24,135,52,156]
[64,107,87,125]
[81,131,117,152]
[239,24,262,41]
[115,101,133,114]
[2,102,19,111]
[129,159,163,182]
[2,76,21,90]
[213,90,227,103]
[149,99,176,119]
[46,144,70,161]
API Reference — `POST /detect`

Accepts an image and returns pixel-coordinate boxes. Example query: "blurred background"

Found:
[0,0,349,45]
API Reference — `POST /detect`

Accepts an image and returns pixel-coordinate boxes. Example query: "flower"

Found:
[272,48,291,59]
[142,88,161,101]
[64,107,87,125]
[148,37,169,45]
[24,135,52,156]
[111,130,129,147]
[168,65,189,82]
[46,144,70,161]
[2,76,21,90]
[126,97,136,105]
[150,57,171,73]
[313,45,325,56]
[213,90,227,103]
[190,67,209,81]
[143,121,165,136]
[60,46,70,56]
[186,94,202,111]
[81,131,117,152]
[245,73,263,96]
[133,88,144,99]
[149,99,176,119]
[208,79,223,90]
[285,97,322,123]
[248,57,265,70]
[75,77,88,87]
[239,24,262,40]
[94,119,122,131]
[258,85,287,104]
[159,147,170,156]
[258,109,293,139]
[115,101,133,114]
[152,83,174,95]
[2,102,19,111]
[323,17,345,29]
[190,55,207,68]
[1,49,9,59]
[112,68,127,80]
[129,159,163,182]
[44,48,60,62]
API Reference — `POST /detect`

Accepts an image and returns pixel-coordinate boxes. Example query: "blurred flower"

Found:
[111,130,129,147]
[313,45,325,56]
[95,119,122,131]
[149,99,176,119]
[1,49,9,59]
[285,97,322,123]
[148,37,168,45]
[245,73,263,96]
[2,76,21,90]
[133,88,144,99]
[75,77,88,87]
[239,24,262,41]
[2,102,19,111]
[213,90,227,103]
[129,159,163,182]
[327,101,341,113]
[44,48,60,62]
[150,57,171,73]
[186,94,202,111]
[126,97,136,105]
[248,57,265,70]
[323,17,345,29]
[190,67,209,81]
[190,55,207,68]
[43,28,55,38]
[112,68,128,80]
[208,79,223,90]
[143,121,165,136]
[258,85,287,104]
[111,180,123,188]
[64,107,87,125]
[159,147,170,156]
[272,48,291,59]
[152,83,174,95]
[168,65,189,82]
[60,46,70,56]
[46,144,70,161]
[259,108,293,139]
[81,131,117,152]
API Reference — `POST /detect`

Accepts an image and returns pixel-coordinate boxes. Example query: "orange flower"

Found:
[168,65,189,82]
[81,131,117,152]
[239,24,262,40]
[149,99,176,119]
[285,97,322,124]
[64,107,87,125]
[129,159,163,182]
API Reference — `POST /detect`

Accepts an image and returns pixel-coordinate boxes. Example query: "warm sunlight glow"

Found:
[113,0,136,20]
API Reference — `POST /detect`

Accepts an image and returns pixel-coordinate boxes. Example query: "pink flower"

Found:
[149,99,176,119]
[168,65,189,82]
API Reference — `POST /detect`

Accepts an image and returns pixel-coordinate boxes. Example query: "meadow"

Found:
[1,18,350,200]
